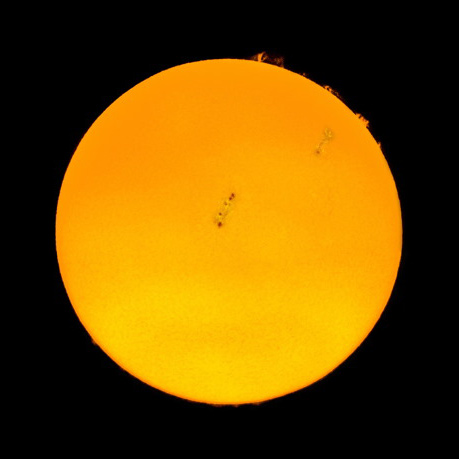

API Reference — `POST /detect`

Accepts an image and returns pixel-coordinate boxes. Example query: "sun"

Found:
[55,58,402,405]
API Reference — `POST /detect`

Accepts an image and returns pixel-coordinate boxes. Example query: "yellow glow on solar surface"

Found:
[56,59,402,405]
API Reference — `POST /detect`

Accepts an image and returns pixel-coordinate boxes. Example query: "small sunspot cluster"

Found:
[315,128,334,155]
[215,193,236,227]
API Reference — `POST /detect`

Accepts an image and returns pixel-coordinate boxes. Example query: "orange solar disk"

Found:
[55,58,402,405]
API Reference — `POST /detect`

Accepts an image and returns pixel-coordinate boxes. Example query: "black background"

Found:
[36,28,436,445]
